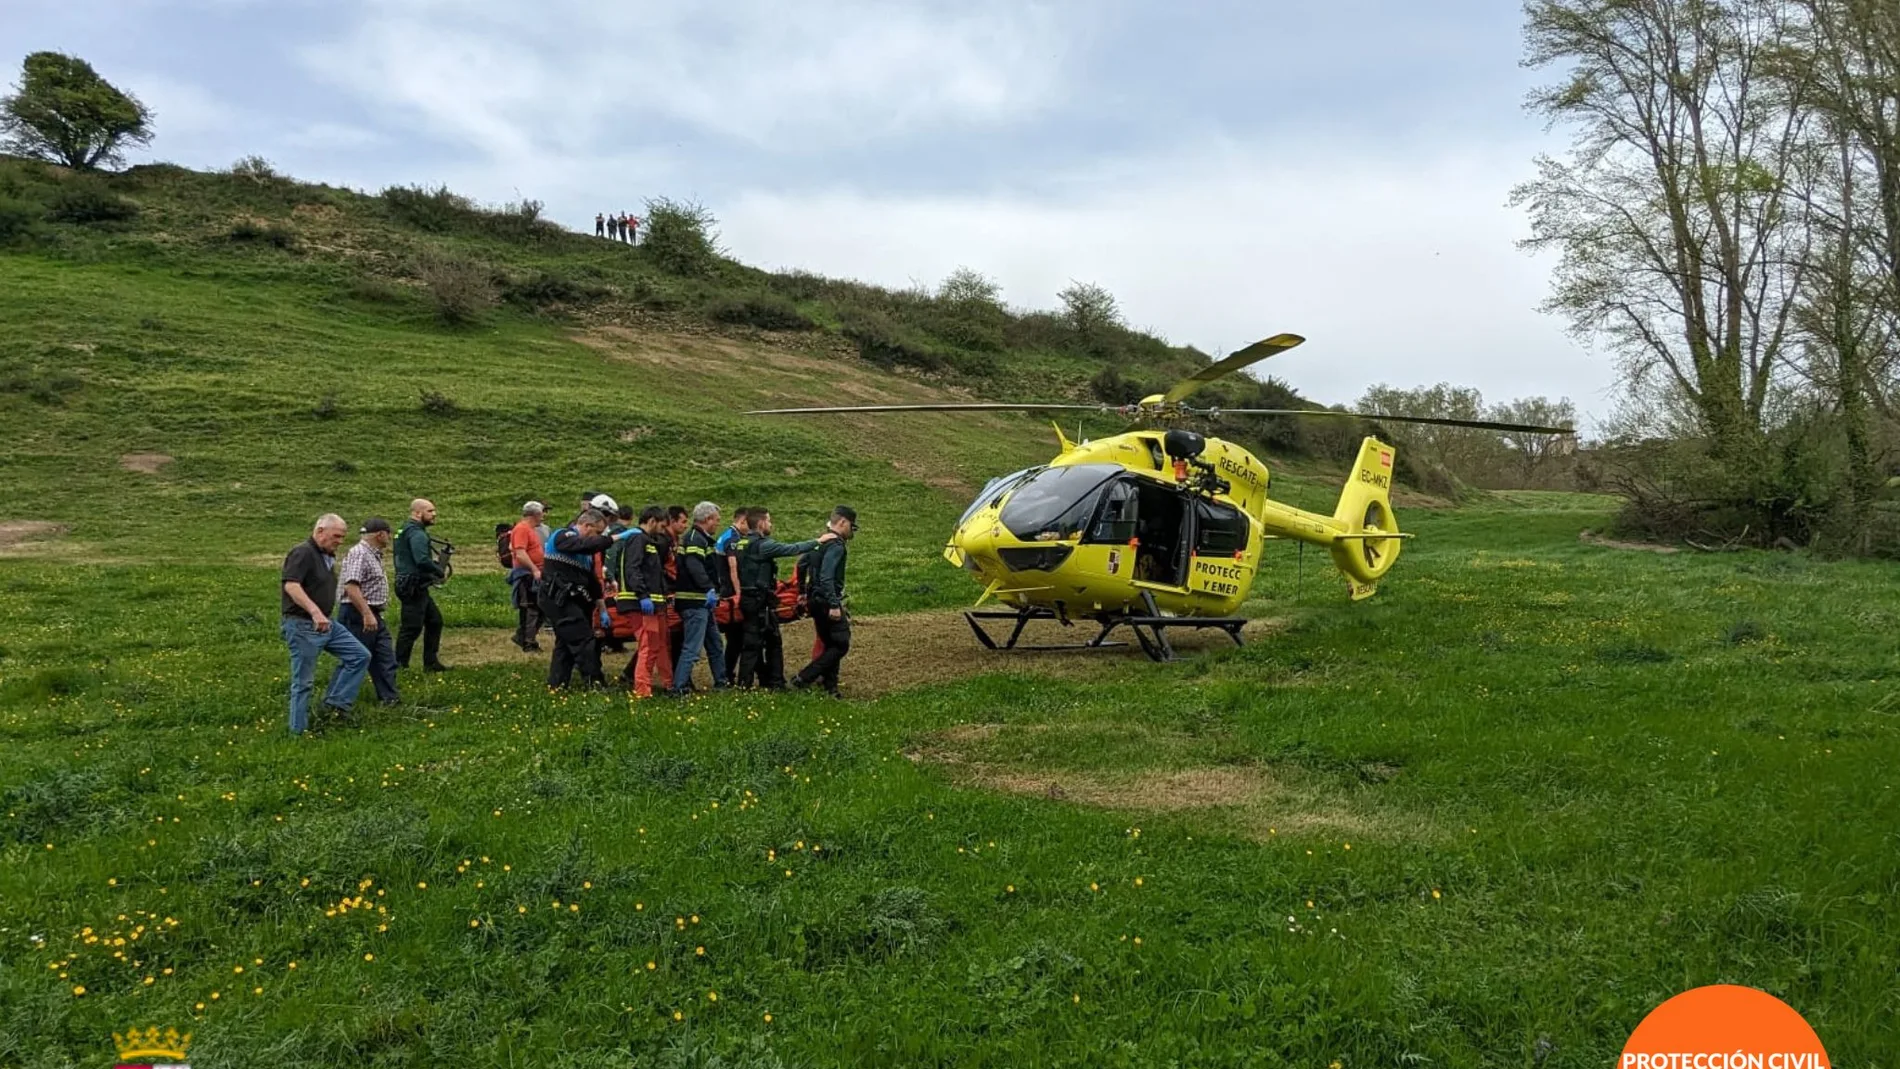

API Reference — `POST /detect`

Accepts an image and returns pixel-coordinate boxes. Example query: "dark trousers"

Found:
[722,618,744,681]
[538,590,603,689]
[736,590,785,688]
[336,602,400,703]
[511,576,541,648]
[396,585,443,668]
[796,607,851,692]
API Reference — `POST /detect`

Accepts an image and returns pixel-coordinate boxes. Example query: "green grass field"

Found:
[3,164,1898,1068]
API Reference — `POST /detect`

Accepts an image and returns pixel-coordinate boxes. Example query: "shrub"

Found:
[842,310,946,372]
[47,180,138,224]
[419,389,457,415]
[345,277,405,304]
[0,366,82,404]
[938,266,1002,307]
[641,197,722,277]
[706,292,815,331]
[500,269,609,311]
[228,155,279,181]
[227,216,297,249]
[312,392,340,420]
[921,300,1005,352]
[0,196,36,242]
[416,254,493,326]
[381,184,474,232]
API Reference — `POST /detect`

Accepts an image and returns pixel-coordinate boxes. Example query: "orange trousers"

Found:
[631,611,671,697]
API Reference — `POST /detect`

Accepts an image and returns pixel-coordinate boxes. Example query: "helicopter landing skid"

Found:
[962,599,1248,664]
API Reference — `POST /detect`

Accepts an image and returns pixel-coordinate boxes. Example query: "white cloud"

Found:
[301,0,1067,157]
[718,138,1613,421]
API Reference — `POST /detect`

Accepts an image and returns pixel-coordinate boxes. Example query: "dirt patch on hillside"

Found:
[435,609,1283,698]
[0,521,67,548]
[119,453,174,474]
[1579,529,1678,554]
[906,719,1381,838]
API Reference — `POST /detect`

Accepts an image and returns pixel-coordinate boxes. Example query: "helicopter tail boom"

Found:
[1251,437,1406,595]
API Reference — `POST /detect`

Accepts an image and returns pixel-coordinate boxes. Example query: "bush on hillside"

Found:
[416,254,494,326]
[381,184,475,232]
[707,292,816,331]
[500,269,611,312]
[642,197,722,277]
[0,196,36,243]
[228,155,280,182]
[47,180,138,224]
[938,266,1003,307]
[228,216,297,249]
[419,389,457,415]
[842,310,950,372]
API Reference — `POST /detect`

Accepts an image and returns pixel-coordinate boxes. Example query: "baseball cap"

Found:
[522,500,545,515]
[361,516,392,534]
[589,493,619,513]
[834,505,858,530]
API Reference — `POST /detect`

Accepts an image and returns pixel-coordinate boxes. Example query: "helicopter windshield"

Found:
[998,464,1121,542]
[957,467,1037,531]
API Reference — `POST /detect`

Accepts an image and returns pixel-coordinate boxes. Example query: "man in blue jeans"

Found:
[280,513,369,734]
[670,501,729,695]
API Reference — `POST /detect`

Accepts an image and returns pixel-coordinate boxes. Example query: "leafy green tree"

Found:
[0,52,153,170]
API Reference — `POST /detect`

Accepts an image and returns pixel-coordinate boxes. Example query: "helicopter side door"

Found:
[1185,497,1251,603]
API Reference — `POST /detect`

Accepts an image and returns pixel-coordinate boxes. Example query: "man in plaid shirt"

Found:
[336,516,400,708]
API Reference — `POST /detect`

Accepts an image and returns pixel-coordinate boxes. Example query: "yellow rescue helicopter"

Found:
[750,334,1572,660]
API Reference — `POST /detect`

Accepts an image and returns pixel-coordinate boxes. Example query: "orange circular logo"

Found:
[1623,985,1829,1068]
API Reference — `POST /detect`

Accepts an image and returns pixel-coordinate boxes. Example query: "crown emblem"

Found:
[113,1026,192,1061]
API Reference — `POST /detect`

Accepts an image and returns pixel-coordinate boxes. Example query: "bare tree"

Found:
[1513,0,1814,462]
[1490,395,1581,480]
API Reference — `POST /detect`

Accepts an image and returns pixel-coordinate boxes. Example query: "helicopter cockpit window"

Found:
[958,467,1037,531]
[1086,479,1140,544]
[998,464,1120,542]
[1193,498,1249,556]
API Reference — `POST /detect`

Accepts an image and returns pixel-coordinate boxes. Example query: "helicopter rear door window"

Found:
[1193,499,1248,556]
[1085,479,1140,544]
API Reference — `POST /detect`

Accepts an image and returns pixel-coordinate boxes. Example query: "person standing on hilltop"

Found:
[280,513,369,735]
[627,213,640,244]
[393,498,449,672]
[594,212,605,238]
[792,506,858,698]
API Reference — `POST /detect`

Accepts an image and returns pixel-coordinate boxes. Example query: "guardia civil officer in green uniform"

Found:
[393,497,448,671]
[793,506,857,697]
[734,508,835,689]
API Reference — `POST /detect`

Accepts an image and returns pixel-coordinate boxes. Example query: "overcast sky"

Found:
[4,0,1613,424]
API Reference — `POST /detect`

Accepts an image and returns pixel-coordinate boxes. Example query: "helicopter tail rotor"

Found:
[1329,438,1403,596]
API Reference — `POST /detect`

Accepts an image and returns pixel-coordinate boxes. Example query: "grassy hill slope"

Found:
[1,159,1897,1067]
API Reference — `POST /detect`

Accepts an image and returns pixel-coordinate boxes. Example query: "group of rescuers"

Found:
[278,493,857,735]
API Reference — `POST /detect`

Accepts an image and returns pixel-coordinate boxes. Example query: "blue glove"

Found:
[706,590,719,607]
[639,597,656,614]
[598,608,611,630]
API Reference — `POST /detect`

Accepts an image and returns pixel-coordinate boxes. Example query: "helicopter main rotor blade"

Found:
[1161,333,1306,404]
[1207,408,1575,435]
[744,403,1110,415]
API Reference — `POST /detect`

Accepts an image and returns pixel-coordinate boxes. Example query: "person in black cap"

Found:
[336,517,400,707]
[792,505,857,697]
